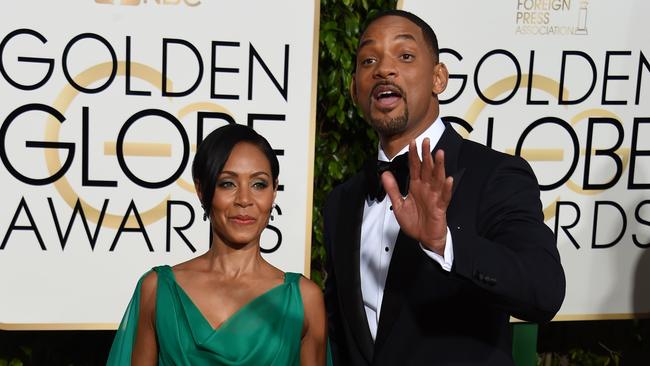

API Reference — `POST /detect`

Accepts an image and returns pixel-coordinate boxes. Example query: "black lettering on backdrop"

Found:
[0,103,75,185]
[248,43,289,101]
[559,51,596,105]
[0,28,54,90]
[62,33,117,94]
[554,201,581,249]
[116,109,190,188]
[633,200,650,248]
[48,197,108,251]
[635,51,650,105]
[109,200,153,252]
[247,113,285,153]
[474,49,521,105]
[583,117,624,190]
[516,117,579,190]
[439,48,466,104]
[592,201,627,249]
[486,117,495,148]
[0,197,45,250]
[602,51,632,105]
[125,35,151,96]
[527,50,549,105]
[83,107,117,187]
[261,204,282,253]
[196,112,235,145]
[628,118,650,189]
[166,200,196,253]
[248,113,286,191]
[161,38,203,97]
[210,41,240,100]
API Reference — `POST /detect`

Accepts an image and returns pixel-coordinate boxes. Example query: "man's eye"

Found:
[401,54,414,61]
[361,57,376,65]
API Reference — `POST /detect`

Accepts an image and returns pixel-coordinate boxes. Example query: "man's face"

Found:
[353,15,442,138]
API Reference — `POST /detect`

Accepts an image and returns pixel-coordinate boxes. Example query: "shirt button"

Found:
[389,205,393,211]
[385,247,389,252]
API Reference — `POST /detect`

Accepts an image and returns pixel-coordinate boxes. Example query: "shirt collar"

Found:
[377,118,445,162]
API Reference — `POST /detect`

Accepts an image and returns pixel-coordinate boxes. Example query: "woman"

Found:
[107,124,328,365]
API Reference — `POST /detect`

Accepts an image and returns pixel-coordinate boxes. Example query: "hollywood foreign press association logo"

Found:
[515,0,589,36]
[95,0,201,7]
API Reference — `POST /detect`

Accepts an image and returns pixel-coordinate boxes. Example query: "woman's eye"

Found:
[361,57,376,65]
[252,180,269,190]
[401,54,414,61]
[217,181,235,189]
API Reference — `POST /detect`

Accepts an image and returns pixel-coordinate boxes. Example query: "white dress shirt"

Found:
[360,118,455,340]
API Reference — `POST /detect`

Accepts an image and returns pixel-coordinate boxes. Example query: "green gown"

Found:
[107,265,309,365]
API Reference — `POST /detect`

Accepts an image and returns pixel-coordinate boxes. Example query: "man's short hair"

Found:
[360,9,439,62]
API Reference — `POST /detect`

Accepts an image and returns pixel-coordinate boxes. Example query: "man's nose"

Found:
[374,56,398,79]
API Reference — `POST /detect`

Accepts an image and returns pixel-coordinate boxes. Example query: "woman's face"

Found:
[209,142,276,247]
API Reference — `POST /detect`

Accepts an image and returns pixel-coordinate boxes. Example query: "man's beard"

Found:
[369,107,409,137]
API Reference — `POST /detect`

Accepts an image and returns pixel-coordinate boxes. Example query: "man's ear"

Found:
[349,74,358,105]
[432,62,449,96]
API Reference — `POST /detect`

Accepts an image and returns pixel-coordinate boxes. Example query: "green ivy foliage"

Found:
[310,0,397,286]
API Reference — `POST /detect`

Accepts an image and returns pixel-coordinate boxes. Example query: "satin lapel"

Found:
[436,122,465,195]
[374,123,466,350]
[333,169,375,362]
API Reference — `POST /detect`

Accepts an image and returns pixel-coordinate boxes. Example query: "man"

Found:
[323,10,565,366]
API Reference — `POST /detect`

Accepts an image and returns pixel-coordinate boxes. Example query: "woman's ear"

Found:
[273,179,279,200]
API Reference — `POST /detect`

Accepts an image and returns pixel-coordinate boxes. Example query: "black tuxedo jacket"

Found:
[323,124,565,366]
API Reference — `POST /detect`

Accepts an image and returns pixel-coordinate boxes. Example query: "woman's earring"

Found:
[201,204,208,221]
[270,203,276,221]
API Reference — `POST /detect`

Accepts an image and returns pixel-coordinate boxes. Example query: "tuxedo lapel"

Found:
[333,167,375,362]
[374,122,466,351]
[435,122,465,195]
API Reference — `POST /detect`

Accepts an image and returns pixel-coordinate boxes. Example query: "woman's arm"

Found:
[131,271,159,365]
[299,277,328,366]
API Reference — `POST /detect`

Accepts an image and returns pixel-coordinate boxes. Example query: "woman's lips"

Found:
[230,215,256,224]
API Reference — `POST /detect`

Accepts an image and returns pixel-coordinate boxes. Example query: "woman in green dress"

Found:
[107,124,328,365]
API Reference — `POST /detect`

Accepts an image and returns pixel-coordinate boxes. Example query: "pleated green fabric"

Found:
[107,265,304,365]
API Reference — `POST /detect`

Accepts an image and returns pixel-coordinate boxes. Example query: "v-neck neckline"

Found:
[168,268,288,333]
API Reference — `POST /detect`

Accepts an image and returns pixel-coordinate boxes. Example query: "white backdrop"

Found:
[401,0,650,320]
[0,0,319,328]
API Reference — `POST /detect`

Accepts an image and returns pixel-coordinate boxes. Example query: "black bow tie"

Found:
[366,152,410,202]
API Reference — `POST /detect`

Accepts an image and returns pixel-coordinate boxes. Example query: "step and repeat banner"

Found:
[0,0,319,328]
[400,0,650,320]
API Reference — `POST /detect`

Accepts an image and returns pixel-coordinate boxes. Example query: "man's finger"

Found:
[433,149,446,189]
[441,176,454,206]
[421,138,433,182]
[381,171,405,210]
[408,141,420,182]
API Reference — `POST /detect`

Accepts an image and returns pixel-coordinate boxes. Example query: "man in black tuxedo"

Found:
[323,10,566,366]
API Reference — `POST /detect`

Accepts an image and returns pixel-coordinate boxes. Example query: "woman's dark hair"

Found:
[192,124,279,217]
